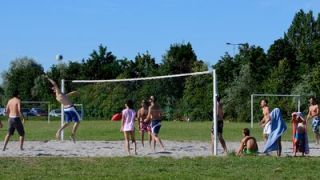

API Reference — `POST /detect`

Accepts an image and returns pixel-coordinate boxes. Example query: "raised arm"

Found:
[46,76,60,91]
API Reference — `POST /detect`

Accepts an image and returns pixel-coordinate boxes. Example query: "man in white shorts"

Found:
[259,99,271,142]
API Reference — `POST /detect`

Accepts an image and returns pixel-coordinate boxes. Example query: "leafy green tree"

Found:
[82,44,121,80]
[2,57,44,100]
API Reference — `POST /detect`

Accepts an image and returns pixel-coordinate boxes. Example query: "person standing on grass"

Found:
[3,90,26,151]
[211,96,227,154]
[306,96,320,144]
[236,128,258,156]
[146,96,165,151]
[137,100,151,147]
[259,99,271,142]
[45,76,81,143]
[120,100,137,155]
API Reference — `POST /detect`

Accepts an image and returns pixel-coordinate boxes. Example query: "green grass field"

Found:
[0,156,320,179]
[0,117,319,179]
[0,117,310,142]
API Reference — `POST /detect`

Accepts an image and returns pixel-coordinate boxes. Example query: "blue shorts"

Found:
[64,106,81,123]
[151,120,161,135]
[312,117,320,133]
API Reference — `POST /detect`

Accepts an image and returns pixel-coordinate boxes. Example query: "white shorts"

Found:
[263,121,271,135]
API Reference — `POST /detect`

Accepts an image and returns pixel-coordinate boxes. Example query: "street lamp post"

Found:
[226,42,245,56]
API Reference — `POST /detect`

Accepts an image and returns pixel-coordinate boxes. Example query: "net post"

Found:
[213,70,218,156]
[298,95,301,112]
[251,94,254,128]
[60,79,65,141]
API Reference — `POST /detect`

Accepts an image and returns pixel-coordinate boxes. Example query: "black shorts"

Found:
[211,121,224,134]
[8,117,25,136]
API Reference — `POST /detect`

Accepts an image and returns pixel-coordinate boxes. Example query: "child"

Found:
[292,112,309,156]
[120,100,137,155]
[137,100,151,147]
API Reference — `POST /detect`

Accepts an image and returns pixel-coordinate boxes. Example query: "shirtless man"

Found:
[46,76,80,142]
[3,90,25,151]
[145,96,164,151]
[211,96,227,154]
[259,99,271,142]
[137,100,151,147]
[306,96,320,144]
[237,128,258,156]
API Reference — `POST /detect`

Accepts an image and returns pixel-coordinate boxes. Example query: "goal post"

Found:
[63,70,219,156]
[250,94,301,128]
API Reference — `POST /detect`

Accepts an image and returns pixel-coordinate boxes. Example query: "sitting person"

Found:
[292,112,309,156]
[237,128,258,156]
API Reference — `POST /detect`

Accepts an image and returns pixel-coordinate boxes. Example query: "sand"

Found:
[0,140,319,158]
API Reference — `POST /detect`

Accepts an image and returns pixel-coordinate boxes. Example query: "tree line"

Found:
[1,10,320,121]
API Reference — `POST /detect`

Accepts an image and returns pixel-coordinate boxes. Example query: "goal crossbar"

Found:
[72,71,212,83]
[250,93,301,128]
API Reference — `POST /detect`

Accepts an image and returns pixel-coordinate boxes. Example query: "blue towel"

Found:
[263,108,287,153]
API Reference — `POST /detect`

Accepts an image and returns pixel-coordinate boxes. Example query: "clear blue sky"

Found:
[1,0,320,81]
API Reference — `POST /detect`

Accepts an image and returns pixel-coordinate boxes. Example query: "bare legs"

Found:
[151,133,164,151]
[277,136,282,157]
[3,134,24,151]
[56,122,80,143]
[314,132,320,144]
[211,133,228,154]
[124,131,137,155]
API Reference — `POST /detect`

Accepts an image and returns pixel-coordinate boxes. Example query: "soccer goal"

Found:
[250,94,301,128]
[60,70,220,155]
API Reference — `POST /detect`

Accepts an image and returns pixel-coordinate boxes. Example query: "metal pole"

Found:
[60,79,65,141]
[213,70,218,156]
[251,94,254,128]
[298,96,301,112]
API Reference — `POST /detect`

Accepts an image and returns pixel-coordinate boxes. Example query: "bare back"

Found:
[138,107,148,121]
[148,103,162,121]
[6,97,23,117]
[243,136,258,151]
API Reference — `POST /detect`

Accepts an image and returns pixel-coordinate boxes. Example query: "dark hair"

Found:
[126,99,134,109]
[243,128,250,136]
[260,99,268,105]
[217,96,221,102]
[309,96,317,104]
[150,96,157,103]
[12,90,19,98]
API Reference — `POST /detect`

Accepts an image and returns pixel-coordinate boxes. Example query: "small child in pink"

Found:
[120,100,137,155]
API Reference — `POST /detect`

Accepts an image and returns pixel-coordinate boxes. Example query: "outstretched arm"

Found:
[236,139,245,156]
[45,76,60,91]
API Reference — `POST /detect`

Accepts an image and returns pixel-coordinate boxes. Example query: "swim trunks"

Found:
[64,106,81,123]
[312,117,320,133]
[151,119,161,135]
[8,117,25,136]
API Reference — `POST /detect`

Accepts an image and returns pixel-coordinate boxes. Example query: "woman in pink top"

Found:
[120,100,137,155]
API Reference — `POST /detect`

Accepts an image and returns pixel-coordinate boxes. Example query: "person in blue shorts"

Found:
[146,96,165,151]
[46,76,81,143]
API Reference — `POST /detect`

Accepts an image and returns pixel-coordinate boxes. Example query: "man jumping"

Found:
[46,76,81,142]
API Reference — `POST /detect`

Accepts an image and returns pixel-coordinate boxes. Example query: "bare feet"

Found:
[70,135,76,143]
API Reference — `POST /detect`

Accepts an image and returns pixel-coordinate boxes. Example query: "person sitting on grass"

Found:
[236,128,258,156]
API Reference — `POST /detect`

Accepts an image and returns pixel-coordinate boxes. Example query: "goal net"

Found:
[250,94,301,128]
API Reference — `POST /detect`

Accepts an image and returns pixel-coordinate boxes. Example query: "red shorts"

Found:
[140,121,151,132]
